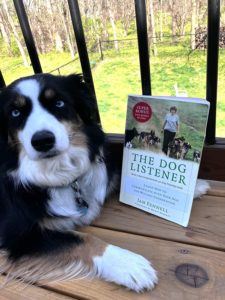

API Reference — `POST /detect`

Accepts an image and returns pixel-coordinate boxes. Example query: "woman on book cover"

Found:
[162,106,180,154]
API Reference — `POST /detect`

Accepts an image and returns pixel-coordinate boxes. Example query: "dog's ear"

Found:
[63,74,99,124]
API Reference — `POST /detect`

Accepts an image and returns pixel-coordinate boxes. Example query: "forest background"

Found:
[0,0,224,136]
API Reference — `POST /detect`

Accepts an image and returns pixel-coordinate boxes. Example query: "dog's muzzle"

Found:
[31,130,55,152]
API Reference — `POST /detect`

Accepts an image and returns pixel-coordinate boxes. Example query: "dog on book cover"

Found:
[0,73,158,292]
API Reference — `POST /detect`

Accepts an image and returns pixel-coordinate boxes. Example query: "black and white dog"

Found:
[0,74,157,292]
[0,74,209,292]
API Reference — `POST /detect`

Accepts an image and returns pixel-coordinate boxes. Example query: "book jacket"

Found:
[119,95,210,227]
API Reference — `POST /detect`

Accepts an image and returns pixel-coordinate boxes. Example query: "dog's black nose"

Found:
[31,130,55,152]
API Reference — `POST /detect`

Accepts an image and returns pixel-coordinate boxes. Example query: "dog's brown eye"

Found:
[55,100,64,108]
[11,109,21,117]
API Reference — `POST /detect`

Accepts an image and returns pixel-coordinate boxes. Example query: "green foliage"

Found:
[0,52,82,84]
[0,36,23,57]
[1,44,225,137]
[92,46,224,137]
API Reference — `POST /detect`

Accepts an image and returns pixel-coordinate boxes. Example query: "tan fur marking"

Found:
[72,231,107,265]
[8,130,21,151]
[63,121,87,147]
[44,89,55,99]
[14,95,26,107]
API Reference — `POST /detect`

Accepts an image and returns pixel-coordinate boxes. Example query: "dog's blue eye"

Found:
[11,109,21,117]
[55,100,64,108]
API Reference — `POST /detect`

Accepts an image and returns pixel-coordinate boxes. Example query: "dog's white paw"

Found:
[194,179,210,199]
[93,245,157,292]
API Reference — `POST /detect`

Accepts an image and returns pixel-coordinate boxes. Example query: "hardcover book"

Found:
[119,95,210,227]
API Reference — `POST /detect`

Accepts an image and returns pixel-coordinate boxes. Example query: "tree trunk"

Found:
[169,0,176,43]
[149,0,158,56]
[122,23,128,37]
[2,0,29,66]
[37,22,45,53]
[159,0,163,41]
[46,0,55,49]
[55,32,63,52]
[47,1,63,54]
[0,10,11,55]
[108,9,119,51]
[191,0,197,50]
[102,18,109,40]
[196,0,199,29]
[61,8,75,59]
[180,0,187,36]
[98,38,104,60]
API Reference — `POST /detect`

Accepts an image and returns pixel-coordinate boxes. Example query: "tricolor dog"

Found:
[0,74,157,292]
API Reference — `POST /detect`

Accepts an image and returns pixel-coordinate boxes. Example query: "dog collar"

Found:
[71,180,88,215]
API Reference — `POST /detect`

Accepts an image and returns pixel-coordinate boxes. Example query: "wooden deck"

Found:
[1,180,225,299]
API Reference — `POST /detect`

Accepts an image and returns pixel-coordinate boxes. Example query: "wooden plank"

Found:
[46,226,225,300]
[207,180,225,197]
[0,276,73,300]
[93,191,225,250]
[1,180,224,299]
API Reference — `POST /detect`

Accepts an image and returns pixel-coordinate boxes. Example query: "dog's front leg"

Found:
[93,239,158,292]
[92,238,158,292]
[75,232,158,292]
[1,231,157,292]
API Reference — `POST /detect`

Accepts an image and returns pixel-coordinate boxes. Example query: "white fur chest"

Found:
[48,186,80,218]
[41,159,109,231]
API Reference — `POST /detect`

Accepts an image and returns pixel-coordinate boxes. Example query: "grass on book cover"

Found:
[125,96,208,162]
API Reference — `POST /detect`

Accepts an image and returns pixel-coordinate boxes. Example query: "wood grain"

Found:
[0,276,74,300]
[2,180,225,299]
[208,180,225,196]
[46,226,225,300]
[93,190,225,250]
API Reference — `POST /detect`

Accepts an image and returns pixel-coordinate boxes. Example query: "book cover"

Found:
[119,95,210,227]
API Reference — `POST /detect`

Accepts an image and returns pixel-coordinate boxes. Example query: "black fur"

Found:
[0,74,112,262]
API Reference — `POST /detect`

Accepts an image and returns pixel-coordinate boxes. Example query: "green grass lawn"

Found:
[93,47,225,137]
[0,52,82,83]
[1,47,224,137]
